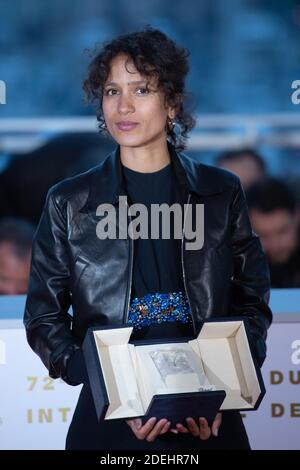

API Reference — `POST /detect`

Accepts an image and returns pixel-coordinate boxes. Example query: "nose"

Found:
[117,92,135,115]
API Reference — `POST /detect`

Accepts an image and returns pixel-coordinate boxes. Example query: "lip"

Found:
[116,121,139,131]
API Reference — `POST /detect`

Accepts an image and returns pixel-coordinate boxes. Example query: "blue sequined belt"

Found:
[127,291,192,330]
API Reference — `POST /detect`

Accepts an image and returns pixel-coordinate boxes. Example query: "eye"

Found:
[105,88,119,96]
[136,87,149,95]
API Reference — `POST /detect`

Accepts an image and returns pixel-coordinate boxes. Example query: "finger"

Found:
[170,428,179,434]
[212,412,222,437]
[134,417,157,440]
[186,417,200,437]
[159,421,172,435]
[132,418,143,430]
[126,418,142,433]
[146,419,169,442]
[198,417,211,440]
[176,423,189,433]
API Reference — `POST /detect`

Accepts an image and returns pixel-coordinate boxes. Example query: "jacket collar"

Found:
[81,141,224,213]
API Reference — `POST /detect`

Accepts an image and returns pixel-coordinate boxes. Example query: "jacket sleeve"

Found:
[230,178,273,367]
[23,188,86,385]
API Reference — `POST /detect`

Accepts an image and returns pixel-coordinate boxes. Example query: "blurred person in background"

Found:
[0,133,114,225]
[247,178,300,288]
[0,217,35,295]
[215,149,267,189]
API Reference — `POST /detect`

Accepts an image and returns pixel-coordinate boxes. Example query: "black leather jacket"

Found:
[24,142,272,385]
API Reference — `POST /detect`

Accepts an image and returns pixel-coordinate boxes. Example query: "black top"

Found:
[122,161,194,340]
[122,162,186,298]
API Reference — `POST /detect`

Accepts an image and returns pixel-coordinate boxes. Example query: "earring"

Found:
[167,117,175,131]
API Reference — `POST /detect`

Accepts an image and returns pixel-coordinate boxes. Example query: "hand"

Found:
[126,417,171,442]
[170,412,222,440]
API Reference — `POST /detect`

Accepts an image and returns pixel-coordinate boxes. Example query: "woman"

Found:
[24,27,272,450]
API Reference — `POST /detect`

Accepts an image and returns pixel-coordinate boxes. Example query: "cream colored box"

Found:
[83,319,265,423]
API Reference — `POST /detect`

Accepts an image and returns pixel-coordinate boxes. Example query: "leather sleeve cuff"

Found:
[65,348,88,385]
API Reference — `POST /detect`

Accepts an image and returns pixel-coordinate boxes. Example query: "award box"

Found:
[82,318,265,427]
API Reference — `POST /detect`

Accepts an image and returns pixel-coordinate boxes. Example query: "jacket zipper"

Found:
[181,192,197,335]
[124,197,134,324]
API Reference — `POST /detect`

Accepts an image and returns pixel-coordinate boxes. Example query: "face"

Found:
[0,242,31,294]
[102,54,175,148]
[249,209,298,264]
[219,155,264,189]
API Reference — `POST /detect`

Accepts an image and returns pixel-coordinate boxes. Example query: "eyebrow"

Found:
[104,80,147,87]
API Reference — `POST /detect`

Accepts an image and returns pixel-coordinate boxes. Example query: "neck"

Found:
[120,135,171,173]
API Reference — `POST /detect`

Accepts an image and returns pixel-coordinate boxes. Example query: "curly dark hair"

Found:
[83,26,196,151]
